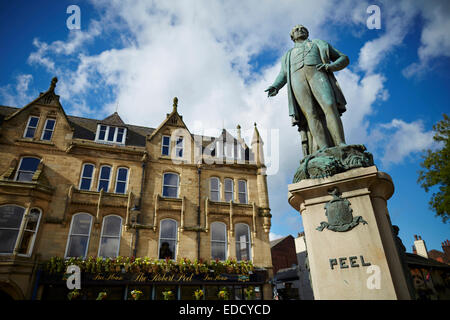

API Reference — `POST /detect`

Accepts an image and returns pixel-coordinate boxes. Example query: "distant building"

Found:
[270,233,314,300]
[270,235,299,299]
[406,235,450,300]
[294,232,314,300]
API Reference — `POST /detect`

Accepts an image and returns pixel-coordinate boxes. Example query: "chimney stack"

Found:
[413,235,428,259]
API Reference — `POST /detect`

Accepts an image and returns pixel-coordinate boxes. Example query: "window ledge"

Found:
[15,138,55,146]
[75,188,129,197]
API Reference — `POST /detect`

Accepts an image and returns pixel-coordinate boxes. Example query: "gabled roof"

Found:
[3,77,73,131]
[148,97,193,142]
[99,112,125,126]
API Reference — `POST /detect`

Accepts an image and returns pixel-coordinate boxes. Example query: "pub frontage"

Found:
[36,257,267,300]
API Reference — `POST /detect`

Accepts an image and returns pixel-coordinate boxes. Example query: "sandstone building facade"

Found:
[0,78,273,300]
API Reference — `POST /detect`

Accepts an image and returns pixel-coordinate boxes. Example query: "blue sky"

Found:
[0,0,449,254]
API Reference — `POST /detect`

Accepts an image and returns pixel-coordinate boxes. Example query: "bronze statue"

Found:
[266,25,349,156]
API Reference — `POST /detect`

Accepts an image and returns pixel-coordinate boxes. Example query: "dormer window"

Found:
[24,116,40,138]
[95,125,126,144]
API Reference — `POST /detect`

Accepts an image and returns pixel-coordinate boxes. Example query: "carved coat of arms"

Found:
[316,187,367,232]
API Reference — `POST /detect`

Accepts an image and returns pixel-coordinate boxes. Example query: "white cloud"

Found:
[368,119,435,167]
[0,74,34,107]
[269,232,285,241]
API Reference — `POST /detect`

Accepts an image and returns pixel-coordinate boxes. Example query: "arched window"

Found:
[224,178,234,202]
[15,157,40,182]
[235,223,251,261]
[97,165,112,192]
[98,215,122,258]
[158,219,177,259]
[162,173,179,198]
[210,177,220,202]
[79,163,95,191]
[238,180,248,204]
[211,222,227,261]
[114,167,129,194]
[65,213,93,258]
[0,205,41,256]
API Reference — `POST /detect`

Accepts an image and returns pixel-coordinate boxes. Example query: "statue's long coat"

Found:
[271,39,349,151]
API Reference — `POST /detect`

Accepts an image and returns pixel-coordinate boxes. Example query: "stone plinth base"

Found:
[288,166,411,300]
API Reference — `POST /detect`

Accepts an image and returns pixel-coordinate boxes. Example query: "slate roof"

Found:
[405,252,450,269]
[0,105,250,151]
[0,105,155,147]
[270,235,292,248]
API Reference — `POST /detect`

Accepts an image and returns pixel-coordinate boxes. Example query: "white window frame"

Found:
[95,124,127,145]
[14,156,41,182]
[210,177,221,202]
[79,163,95,191]
[18,208,42,257]
[211,221,227,261]
[97,165,112,192]
[64,213,93,259]
[162,172,179,198]
[98,215,122,258]
[175,136,184,158]
[161,135,171,156]
[238,179,248,204]
[40,118,56,141]
[23,116,40,138]
[158,218,178,260]
[235,223,252,261]
[114,167,129,194]
[224,178,234,202]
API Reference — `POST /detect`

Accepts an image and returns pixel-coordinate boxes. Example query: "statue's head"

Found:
[290,25,309,42]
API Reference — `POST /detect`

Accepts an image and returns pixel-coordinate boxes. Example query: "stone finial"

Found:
[173,97,178,112]
[237,124,241,140]
[49,77,58,92]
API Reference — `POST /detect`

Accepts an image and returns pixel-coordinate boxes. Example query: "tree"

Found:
[417,114,450,223]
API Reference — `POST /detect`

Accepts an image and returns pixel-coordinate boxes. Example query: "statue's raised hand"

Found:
[265,86,278,97]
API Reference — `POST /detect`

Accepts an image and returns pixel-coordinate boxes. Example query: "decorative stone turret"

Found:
[251,123,271,233]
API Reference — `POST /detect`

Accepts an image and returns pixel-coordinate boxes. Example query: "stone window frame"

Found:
[224,178,234,202]
[162,172,180,198]
[235,223,252,262]
[210,221,227,261]
[64,212,93,259]
[0,204,42,257]
[237,179,248,204]
[209,177,221,202]
[40,118,56,141]
[97,165,112,192]
[161,135,171,156]
[158,218,178,260]
[23,115,40,139]
[14,156,41,182]
[79,163,96,191]
[114,167,129,194]
[97,215,122,258]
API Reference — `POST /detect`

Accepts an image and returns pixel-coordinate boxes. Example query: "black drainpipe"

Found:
[197,166,202,260]
[133,158,147,257]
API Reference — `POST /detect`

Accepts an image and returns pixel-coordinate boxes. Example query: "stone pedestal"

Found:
[288,166,412,300]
